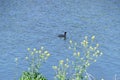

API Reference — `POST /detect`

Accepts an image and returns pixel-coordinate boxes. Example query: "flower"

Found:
[68,46,71,49]
[96,50,100,54]
[15,58,18,62]
[77,52,80,56]
[65,64,69,68]
[66,58,69,62]
[33,48,36,51]
[31,52,34,55]
[59,60,64,64]
[101,78,104,80]
[96,43,99,47]
[73,52,77,56]
[39,50,42,53]
[27,48,30,51]
[46,53,50,57]
[44,51,48,54]
[25,56,28,60]
[41,46,44,50]
[81,40,88,47]
[94,60,96,62]
[89,46,94,50]
[100,52,103,55]
[69,40,72,44]
[86,62,90,67]
[94,47,97,50]
[91,35,95,41]
[52,66,57,70]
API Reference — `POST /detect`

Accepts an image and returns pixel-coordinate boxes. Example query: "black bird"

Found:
[58,32,67,40]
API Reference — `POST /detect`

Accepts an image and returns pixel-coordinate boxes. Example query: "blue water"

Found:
[0,0,120,80]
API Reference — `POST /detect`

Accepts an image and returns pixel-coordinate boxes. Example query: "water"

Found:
[0,0,120,80]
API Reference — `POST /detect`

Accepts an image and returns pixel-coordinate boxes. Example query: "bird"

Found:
[58,32,67,40]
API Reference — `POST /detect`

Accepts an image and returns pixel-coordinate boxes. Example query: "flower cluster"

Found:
[17,47,50,80]
[53,35,103,80]
[26,47,50,73]
[52,58,69,80]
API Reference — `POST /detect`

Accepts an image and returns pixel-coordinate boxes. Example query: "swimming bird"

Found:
[58,32,67,40]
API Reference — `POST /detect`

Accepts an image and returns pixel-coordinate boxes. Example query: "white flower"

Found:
[33,48,36,51]
[69,40,72,44]
[27,48,30,51]
[59,60,64,64]
[52,66,57,70]
[25,56,28,60]
[41,46,44,50]
[91,35,95,41]
[15,58,18,62]
[77,52,80,56]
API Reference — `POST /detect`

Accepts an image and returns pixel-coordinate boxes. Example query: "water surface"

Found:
[0,0,120,80]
